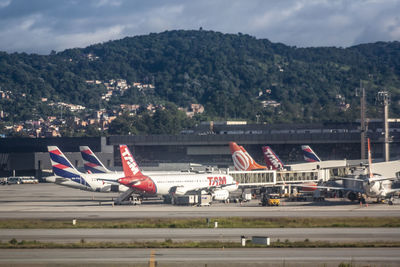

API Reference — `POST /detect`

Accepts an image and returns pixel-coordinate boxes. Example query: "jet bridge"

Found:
[229,169,327,187]
[229,170,276,186]
[276,170,321,184]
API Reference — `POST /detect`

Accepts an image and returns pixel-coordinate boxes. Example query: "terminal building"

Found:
[1,121,400,180]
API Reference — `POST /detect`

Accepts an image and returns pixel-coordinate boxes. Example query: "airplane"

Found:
[80,145,197,176]
[263,145,321,169]
[113,144,239,201]
[301,145,321,162]
[229,142,267,171]
[297,139,400,202]
[262,145,346,171]
[47,146,126,192]
[261,145,319,191]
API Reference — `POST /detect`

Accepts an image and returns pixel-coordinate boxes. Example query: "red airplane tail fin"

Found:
[262,146,284,170]
[229,142,267,171]
[119,144,143,178]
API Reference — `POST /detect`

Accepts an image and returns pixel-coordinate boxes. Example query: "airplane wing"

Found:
[370,176,398,182]
[339,177,365,182]
[191,183,239,193]
[291,184,364,193]
[384,188,400,195]
[54,177,71,183]
[96,178,123,185]
[96,177,144,186]
[334,176,397,183]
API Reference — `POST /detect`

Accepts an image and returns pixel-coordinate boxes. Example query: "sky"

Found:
[0,0,399,54]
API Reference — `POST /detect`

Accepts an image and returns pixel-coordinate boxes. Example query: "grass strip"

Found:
[1,239,400,249]
[0,217,399,229]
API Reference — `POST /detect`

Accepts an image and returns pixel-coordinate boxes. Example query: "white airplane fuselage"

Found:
[47,172,127,192]
[151,173,237,195]
[120,172,238,199]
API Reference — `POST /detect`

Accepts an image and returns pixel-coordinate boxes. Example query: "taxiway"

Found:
[1,183,399,219]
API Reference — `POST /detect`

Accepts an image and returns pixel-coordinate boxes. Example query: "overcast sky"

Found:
[0,0,399,54]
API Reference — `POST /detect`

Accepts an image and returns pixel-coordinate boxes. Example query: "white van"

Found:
[7,177,22,184]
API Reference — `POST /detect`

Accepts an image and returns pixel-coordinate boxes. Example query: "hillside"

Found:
[0,30,399,131]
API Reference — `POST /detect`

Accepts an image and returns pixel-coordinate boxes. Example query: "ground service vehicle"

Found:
[261,193,280,206]
[7,177,22,184]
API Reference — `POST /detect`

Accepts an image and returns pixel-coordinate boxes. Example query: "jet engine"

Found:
[212,189,229,201]
[223,183,239,192]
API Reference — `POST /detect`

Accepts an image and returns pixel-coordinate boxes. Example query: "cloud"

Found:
[0,0,11,8]
[0,0,399,54]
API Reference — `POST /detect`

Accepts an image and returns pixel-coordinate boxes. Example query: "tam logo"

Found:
[207,176,227,186]
[121,147,140,175]
[264,149,281,168]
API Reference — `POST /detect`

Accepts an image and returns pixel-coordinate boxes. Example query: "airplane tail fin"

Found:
[47,146,82,179]
[367,138,373,179]
[229,142,267,171]
[262,146,285,170]
[80,146,111,174]
[119,144,144,178]
[301,145,321,162]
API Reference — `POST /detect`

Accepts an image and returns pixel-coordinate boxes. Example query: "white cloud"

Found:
[0,0,399,54]
[0,0,11,8]
[93,0,122,8]
[53,25,126,51]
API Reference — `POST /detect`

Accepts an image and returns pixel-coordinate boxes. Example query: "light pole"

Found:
[377,91,390,162]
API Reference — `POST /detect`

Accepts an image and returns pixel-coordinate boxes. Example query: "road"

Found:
[1,228,399,243]
[1,183,400,219]
[0,248,399,266]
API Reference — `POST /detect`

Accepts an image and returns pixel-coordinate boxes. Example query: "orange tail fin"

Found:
[229,142,267,171]
[367,139,373,178]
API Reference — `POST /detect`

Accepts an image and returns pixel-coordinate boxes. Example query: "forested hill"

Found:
[1,30,400,124]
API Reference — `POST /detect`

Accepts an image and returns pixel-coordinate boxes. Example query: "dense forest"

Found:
[0,30,399,134]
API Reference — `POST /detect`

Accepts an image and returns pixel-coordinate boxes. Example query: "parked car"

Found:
[20,177,38,184]
[7,177,23,184]
[6,176,38,185]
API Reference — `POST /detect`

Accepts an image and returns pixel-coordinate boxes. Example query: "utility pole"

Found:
[377,91,390,161]
[360,82,367,160]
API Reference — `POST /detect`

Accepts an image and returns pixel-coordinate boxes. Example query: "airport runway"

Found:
[0,248,399,266]
[1,228,399,243]
[1,183,400,219]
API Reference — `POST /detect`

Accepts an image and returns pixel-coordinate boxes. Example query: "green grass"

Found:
[1,239,399,249]
[0,217,399,229]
